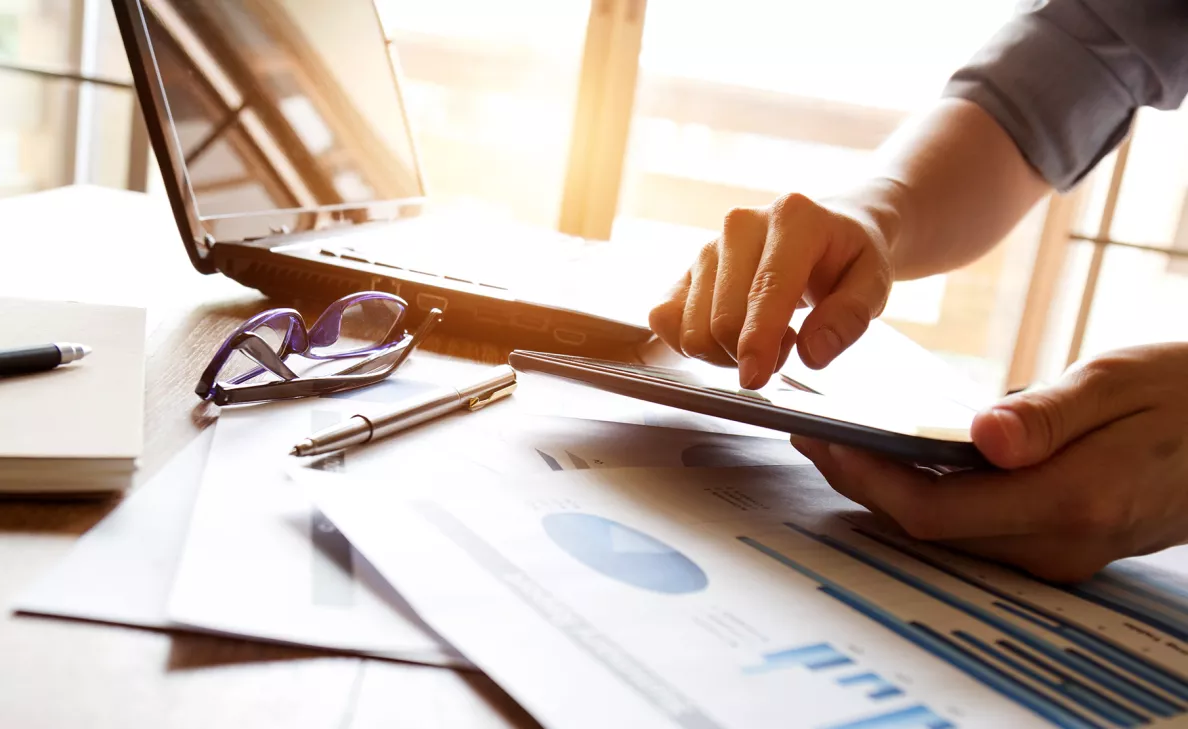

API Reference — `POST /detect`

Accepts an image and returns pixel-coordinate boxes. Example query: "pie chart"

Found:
[541,513,708,594]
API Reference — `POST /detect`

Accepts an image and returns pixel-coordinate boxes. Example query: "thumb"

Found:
[971,363,1133,469]
[797,248,889,369]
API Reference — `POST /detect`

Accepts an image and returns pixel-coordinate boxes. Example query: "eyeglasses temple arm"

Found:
[338,308,442,376]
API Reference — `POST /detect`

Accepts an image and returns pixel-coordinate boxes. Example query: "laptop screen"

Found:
[139,0,424,243]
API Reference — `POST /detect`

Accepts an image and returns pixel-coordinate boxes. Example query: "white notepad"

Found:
[0,298,146,493]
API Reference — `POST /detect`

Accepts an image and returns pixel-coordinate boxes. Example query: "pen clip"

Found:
[467,382,517,411]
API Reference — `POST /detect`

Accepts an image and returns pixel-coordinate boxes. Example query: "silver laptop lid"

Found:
[136,0,425,246]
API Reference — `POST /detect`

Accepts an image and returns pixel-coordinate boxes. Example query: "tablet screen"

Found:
[574,358,976,444]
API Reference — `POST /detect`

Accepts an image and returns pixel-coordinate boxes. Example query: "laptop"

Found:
[110,0,656,353]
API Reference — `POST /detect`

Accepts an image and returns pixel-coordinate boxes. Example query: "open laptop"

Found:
[110,0,655,353]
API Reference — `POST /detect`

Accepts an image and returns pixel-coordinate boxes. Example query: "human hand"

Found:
[791,343,1188,583]
[648,191,895,389]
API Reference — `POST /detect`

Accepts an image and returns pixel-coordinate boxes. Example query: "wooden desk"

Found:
[0,186,548,728]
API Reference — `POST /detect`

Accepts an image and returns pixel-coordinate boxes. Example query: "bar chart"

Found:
[822,705,955,729]
[744,642,857,673]
[738,518,1188,729]
[743,643,924,727]
[1067,561,1188,644]
[838,672,905,701]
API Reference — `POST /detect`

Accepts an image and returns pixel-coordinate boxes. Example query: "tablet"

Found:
[507,350,988,469]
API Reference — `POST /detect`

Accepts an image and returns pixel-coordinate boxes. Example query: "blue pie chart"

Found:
[541,513,708,594]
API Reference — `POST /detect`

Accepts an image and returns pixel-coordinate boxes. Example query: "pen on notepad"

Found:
[0,342,91,377]
[289,365,517,457]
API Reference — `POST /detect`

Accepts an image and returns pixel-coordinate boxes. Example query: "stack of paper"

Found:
[302,440,1188,729]
[15,351,800,667]
[0,298,145,493]
[21,335,1188,729]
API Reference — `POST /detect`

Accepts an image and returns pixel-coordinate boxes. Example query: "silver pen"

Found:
[289,365,517,456]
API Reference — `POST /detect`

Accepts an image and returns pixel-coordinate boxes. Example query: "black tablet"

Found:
[507,351,988,469]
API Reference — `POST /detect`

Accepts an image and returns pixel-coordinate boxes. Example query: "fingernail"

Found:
[985,406,1028,461]
[807,327,842,365]
[738,354,760,389]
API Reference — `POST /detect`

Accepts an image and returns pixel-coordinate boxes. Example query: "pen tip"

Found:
[289,446,300,456]
[80,344,92,357]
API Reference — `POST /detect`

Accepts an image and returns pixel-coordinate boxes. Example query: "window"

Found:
[611,0,1038,396]
[1032,105,1188,384]
[8,0,1186,396]
[0,0,139,194]
[376,0,592,229]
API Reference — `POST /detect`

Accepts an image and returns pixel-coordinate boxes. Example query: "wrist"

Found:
[824,176,910,271]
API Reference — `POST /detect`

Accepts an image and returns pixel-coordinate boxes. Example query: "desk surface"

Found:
[0,185,616,728]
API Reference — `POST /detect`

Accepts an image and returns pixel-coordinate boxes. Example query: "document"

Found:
[167,364,472,666]
[15,429,213,628]
[304,463,1188,729]
[170,353,799,663]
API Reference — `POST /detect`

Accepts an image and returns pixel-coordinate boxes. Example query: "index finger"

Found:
[708,207,768,360]
[737,196,825,389]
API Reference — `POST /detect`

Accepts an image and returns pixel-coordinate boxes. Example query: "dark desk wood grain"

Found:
[0,186,572,728]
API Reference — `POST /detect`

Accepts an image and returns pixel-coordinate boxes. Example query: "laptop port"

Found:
[512,313,547,331]
[341,253,371,264]
[553,328,587,346]
[417,293,448,311]
[476,308,509,325]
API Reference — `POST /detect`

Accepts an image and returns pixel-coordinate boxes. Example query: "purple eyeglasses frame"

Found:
[195,291,441,406]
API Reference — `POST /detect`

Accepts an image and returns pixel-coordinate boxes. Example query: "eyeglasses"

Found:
[196,291,441,406]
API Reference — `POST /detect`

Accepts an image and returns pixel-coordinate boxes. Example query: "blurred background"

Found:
[4,0,1188,398]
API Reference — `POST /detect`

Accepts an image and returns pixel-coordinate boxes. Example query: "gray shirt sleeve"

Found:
[943,0,1188,191]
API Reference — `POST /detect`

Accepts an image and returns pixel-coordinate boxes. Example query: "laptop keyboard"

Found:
[319,244,513,293]
[308,216,694,329]
[315,217,593,293]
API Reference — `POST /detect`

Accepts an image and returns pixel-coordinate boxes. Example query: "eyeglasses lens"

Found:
[219,317,292,385]
[311,298,406,356]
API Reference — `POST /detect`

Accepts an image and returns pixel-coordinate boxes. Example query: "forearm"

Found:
[834,98,1051,281]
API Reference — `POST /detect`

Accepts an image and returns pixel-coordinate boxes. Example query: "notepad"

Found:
[0,298,146,493]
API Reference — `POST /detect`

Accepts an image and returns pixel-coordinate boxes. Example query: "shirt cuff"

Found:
[942,11,1136,191]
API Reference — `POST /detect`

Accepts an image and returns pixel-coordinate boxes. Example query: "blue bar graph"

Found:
[1069,563,1188,643]
[852,526,1188,705]
[744,643,855,674]
[738,536,1098,729]
[838,672,904,700]
[993,600,1188,704]
[953,632,1145,728]
[789,523,1186,720]
[822,704,954,729]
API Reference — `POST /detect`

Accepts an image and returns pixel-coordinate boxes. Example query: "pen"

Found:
[0,342,92,377]
[289,364,517,456]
